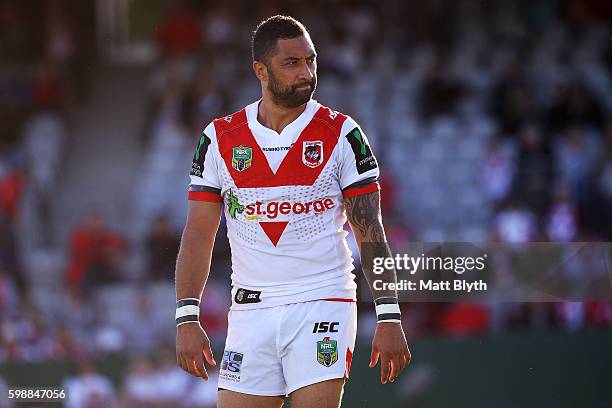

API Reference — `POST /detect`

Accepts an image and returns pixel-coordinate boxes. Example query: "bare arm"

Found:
[175,200,222,381]
[344,190,411,384]
[343,190,396,299]
[175,200,222,301]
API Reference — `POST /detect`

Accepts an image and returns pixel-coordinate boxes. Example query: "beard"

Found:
[267,68,317,108]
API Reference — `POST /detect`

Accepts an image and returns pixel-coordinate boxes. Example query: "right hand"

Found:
[176,323,216,380]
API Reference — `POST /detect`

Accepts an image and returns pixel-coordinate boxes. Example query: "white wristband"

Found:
[375,297,401,323]
[175,305,200,319]
[176,298,200,326]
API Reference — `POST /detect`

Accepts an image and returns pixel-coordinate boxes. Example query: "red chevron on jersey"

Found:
[215,106,346,188]
[259,221,289,247]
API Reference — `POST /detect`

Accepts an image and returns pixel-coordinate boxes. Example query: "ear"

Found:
[253,61,268,82]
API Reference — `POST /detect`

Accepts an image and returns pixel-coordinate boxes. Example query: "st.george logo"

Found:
[302,141,323,168]
[232,145,252,172]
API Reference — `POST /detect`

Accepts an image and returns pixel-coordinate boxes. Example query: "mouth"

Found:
[295,84,311,91]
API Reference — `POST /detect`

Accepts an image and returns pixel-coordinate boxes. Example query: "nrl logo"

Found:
[236,289,245,302]
[317,337,338,367]
[303,141,323,168]
[232,145,252,172]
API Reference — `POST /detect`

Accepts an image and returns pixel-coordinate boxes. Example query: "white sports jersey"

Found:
[188,99,379,310]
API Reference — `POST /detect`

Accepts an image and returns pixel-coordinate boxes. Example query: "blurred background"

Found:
[0,0,611,407]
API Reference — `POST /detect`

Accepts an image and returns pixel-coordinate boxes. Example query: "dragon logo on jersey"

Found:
[302,141,323,168]
[227,190,245,219]
[232,145,252,172]
[317,337,338,367]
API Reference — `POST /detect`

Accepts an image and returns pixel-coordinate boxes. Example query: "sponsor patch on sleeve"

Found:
[190,133,212,178]
[346,127,378,174]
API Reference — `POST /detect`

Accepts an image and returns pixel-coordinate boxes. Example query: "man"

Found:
[175,15,410,408]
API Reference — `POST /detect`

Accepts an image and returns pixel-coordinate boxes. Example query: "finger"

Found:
[193,353,209,381]
[389,356,400,382]
[369,347,379,368]
[380,355,391,384]
[181,354,194,376]
[184,354,199,377]
[396,355,408,378]
[202,341,216,366]
[402,350,412,367]
[178,353,190,374]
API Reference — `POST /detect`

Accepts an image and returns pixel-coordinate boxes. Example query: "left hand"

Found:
[369,322,411,384]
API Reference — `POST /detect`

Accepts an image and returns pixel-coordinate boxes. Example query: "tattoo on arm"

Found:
[344,191,397,299]
[344,190,386,243]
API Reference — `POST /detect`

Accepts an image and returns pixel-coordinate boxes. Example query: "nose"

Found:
[298,59,314,82]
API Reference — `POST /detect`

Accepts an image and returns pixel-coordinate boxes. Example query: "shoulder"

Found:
[311,102,352,136]
[315,103,365,138]
[210,106,249,137]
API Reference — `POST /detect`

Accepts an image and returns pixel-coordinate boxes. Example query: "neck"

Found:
[257,96,308,134]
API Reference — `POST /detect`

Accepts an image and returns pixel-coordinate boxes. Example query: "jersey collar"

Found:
[246,99,320,138]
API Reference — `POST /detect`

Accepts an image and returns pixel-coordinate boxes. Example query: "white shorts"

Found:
[218,299,357,396]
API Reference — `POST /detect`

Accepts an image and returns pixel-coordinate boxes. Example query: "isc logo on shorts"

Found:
[312,321,339,333]
[220,351,244,382]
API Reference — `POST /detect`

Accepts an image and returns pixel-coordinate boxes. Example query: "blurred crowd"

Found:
[1,0,612,406]
[58,351,217,408]
[0,0,84,359]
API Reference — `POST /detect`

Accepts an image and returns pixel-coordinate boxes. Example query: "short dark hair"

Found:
[252,15,309,64]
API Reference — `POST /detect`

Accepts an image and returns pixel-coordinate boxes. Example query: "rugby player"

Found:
[175,15,411,408]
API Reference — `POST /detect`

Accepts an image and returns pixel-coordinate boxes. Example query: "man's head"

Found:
[252,15,317,108]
